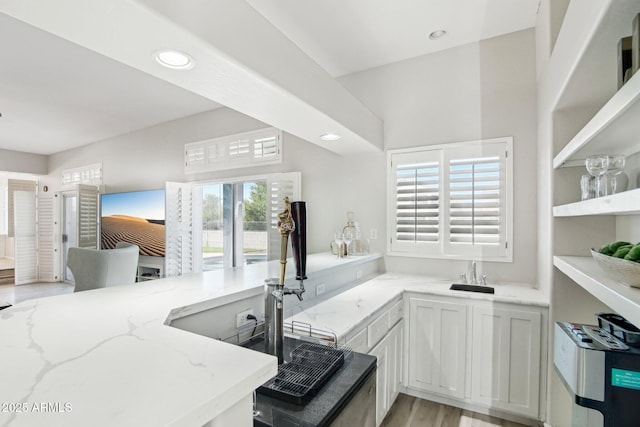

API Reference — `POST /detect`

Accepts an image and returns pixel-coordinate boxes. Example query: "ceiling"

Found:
[0,0,539,157]
[246,0,540,78]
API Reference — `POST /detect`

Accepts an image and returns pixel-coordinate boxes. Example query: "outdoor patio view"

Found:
[202,181,268,270]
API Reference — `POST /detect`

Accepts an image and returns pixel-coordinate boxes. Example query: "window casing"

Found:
[387,137,513,262]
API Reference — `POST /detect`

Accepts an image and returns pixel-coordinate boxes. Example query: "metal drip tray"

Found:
[258,342,348,404]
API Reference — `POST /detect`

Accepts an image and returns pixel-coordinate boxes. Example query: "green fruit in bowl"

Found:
[600,241,632,256]
[599,243,614,255]
[624,245,640,262]
[613,245,634,258]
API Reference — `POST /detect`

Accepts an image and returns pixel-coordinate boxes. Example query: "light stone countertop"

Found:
[0,253,546,427]
[287,273,550,343]
[0,253,380,427]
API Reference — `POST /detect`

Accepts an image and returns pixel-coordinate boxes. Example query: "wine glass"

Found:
[343,229,354,258]
[585,155,609,197]
[333,231,344,258]
[606,154,626,194]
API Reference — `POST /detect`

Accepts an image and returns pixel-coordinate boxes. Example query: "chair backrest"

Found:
[67,243,140,292]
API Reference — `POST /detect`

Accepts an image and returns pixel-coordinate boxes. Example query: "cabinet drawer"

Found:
[387,300,403,327]
[347,328,369,353]
[368,311,390,348]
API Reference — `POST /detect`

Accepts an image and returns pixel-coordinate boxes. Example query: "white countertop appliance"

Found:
[554,320,640,427]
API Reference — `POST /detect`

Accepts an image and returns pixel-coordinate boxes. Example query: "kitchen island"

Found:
[0,253,381,427]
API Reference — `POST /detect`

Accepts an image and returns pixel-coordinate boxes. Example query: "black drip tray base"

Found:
[258,343,345,405]
[450,283,495,294]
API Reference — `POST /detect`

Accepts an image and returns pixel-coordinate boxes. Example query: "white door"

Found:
[14,190,37,285]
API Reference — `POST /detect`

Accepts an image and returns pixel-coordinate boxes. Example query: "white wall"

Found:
[45,29,538,287]
[338,29,539,286]
[0,148,47,175]
[45,107,348,255]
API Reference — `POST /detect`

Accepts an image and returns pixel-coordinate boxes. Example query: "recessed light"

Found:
[154,49,195,70]
[320,132,341,141]
[429,30,447,40]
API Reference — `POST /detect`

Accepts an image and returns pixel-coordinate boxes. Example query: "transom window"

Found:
[387,137,513,262]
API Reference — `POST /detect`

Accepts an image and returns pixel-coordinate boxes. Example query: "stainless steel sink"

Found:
[450,283,495,294]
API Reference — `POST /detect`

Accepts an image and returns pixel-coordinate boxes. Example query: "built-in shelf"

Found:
[553,71,640,168]
[546,1,639,114]
[553,188,640,217]
[554,255,640,328]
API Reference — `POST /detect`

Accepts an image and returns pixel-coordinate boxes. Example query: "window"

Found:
[61,163,102,187]
[387,137,512,261]
[200,172,300,270]
[185,128,282,174]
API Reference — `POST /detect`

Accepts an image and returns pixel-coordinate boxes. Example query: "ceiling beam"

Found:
[0,0,383,155]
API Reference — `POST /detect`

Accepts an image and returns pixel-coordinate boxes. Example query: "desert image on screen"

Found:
[100,190,165,257]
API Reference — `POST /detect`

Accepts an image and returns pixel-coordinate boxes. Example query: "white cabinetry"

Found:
[406,295,544,420]
[345,299,403,426]
[407,297,467,399]
[369,320,403,426]
[470,305,541,418]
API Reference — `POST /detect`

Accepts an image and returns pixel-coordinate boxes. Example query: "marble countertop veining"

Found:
[0,253,381,427]
[287,273,550,343]
[0,252,546,427]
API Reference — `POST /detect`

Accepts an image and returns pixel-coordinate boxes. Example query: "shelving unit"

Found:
[549,0,640,332]
[553,70,640,168]
[553,188,640,217]
[554,256,640,328]
[542,1,640,424]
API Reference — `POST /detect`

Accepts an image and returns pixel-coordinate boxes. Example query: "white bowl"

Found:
[591,249,640,288]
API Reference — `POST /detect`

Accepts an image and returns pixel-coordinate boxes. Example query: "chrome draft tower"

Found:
[264,197,306,364]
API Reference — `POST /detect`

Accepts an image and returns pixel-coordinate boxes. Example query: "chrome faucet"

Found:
[470,261,478,285]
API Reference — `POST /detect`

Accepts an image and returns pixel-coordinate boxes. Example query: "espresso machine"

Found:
[264,197,307,364]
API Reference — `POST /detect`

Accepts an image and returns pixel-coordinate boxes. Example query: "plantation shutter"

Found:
[389,150,441,255]
[266,172,301,261]
[185,128,282,173]
[165,182,203,277]
[37,194,56,281]
[7,179,37,237]
[0,183,7,235]
[444,142,508,258]
[388,137,512,261]
[77,184,99,249]
[14,191,37,285]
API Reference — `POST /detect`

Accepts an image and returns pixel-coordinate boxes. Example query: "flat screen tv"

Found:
[100,189,165,257]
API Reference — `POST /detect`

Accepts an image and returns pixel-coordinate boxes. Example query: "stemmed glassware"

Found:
[585,155,609,198]
[606,154,626,194]
[343,229,354,258]
[333,231,344,258]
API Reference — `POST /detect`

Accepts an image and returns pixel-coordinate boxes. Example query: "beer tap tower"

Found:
[264,197,306,364]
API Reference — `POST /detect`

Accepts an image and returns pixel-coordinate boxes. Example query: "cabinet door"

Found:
[471,306,541,418]
[389,321,404,404]
[408,297,467,399]
[369,336,388,426]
